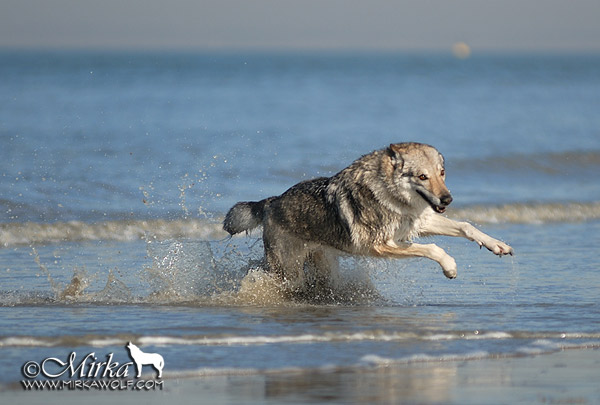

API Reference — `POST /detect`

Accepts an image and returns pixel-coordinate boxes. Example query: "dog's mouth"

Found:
[433,204,447,214]
[417,189,450,214]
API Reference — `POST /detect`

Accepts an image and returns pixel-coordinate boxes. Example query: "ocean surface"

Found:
[1,51,599,395]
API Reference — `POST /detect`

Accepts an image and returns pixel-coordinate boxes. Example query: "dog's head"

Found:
[386,142,452,213]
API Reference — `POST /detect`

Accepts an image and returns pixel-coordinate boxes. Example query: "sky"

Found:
[1,0,599,52]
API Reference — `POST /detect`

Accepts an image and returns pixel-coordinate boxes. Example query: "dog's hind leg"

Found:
[306,248,341,295]
[263,227,308,292]
[263,234,284,276]
[372,241,458,279]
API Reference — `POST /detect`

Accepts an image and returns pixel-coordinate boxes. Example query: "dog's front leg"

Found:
[420,214,513,256]
[372,241,457,279]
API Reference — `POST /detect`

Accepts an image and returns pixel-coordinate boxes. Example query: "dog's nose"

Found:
[440,194,453,206]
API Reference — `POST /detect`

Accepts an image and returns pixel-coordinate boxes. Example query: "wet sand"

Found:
[5,348,599,404]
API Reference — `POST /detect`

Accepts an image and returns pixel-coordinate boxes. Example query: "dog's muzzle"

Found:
[418,189,453,213]
[435,194,453,213]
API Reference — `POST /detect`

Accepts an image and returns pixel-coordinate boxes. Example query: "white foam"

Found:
[0,337,53,347]
[424,331,512,341]
[0,218,227,248]
[467,331,513,340]
[130,330,512,347]
[3,330,599,352]
[138,332,416,347]
[361,351,491,366]
[87,338,129,347]
[448,201,600,224]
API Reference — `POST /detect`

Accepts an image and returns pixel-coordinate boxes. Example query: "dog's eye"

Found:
[440,169,445,177]
[418,174,428,181]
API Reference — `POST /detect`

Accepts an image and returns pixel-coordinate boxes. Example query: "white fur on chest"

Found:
[393,206,435,242]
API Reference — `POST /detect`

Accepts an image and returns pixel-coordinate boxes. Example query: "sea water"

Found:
[0,51,599,387]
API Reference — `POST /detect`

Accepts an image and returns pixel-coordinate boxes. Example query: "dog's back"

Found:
[224,177,355,250]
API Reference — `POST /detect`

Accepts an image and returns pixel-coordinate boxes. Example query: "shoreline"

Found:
[4,347,599,404]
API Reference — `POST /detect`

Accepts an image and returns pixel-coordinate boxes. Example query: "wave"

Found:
[447,201,600,224]
[2,331,599,348]
[164,340,600,379]
[0,201,598,248]
[0,218,226,248]
[359,340,600,367]
[451,150,600,174]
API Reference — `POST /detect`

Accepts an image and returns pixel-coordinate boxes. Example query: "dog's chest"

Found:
[392,215,419,242]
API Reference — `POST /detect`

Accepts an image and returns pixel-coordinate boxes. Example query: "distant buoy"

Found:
[452,42,471,59]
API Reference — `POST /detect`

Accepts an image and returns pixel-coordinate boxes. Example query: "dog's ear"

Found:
[387,144,404,170]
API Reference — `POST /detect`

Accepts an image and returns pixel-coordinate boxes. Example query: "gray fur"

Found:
[224,142,513,293]
[223,200,267,235]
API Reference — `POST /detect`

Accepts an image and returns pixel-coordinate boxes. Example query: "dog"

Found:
[224,142,512,293]
[126,342,164,378]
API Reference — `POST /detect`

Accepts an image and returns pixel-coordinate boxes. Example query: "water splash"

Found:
[32,247,92,301]
[31,247,61,295]
[18,236,391,307]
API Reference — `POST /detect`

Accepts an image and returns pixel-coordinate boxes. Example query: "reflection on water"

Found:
[262,364,458,403]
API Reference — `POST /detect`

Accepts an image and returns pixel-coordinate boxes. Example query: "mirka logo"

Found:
[126,342,164,378]
[20,342,164,391]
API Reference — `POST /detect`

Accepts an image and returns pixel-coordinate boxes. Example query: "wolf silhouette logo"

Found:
[125,342,164,378]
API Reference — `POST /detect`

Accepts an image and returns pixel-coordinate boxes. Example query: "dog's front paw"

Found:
[441,256,457,279]
[481,238,513,256]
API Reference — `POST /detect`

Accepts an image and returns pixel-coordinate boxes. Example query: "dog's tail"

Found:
[223,199,268,235]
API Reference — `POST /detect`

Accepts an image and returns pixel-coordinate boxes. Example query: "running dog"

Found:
[224,142,512,292]
[126,342,164,378]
